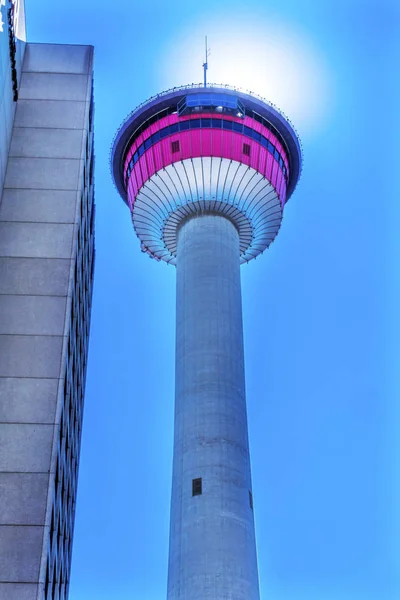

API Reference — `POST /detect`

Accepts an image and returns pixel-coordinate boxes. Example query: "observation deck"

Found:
[111,84,302,264]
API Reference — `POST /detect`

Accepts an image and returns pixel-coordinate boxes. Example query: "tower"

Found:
[111,84,302,600]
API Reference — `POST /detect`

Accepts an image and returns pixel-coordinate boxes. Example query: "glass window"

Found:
[144,137,152,150]
[252,131,261,143]
[260,136,267,148]
[171,140,180,153]
[190,119,201,129]
[152,131,160,143]
[211,118,222,129]
[233,122,243,133]
[201,118,211,128]
[138,145,144,157]
[223,120,233,131]
[160,128,169,139]
[192,478,202,496]
[169,123,179,134]
[179,120,190,131]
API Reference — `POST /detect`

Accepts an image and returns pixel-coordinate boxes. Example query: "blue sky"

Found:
[26,1,400,599]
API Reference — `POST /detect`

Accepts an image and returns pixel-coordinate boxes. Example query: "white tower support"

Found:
[168,214,260,600]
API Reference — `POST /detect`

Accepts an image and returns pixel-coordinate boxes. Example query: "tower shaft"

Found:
[168,214,260,600]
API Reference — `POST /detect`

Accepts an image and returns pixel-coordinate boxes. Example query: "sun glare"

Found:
[158,16,333,138]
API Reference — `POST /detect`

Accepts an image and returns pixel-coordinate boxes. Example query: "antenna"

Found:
[202,36,210,87]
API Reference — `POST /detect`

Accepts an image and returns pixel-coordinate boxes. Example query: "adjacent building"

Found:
[112,85,301,599]
[0,0,26,193]
[0,3,95,599]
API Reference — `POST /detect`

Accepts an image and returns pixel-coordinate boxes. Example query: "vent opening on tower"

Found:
[249,490,253,510]
[192,478,202,496]
[171,140,180,153]
[243,143,251,156]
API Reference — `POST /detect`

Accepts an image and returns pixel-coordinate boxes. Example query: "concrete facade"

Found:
[168,215,260,600]
[0,0,26,194]
[0,43,94,600]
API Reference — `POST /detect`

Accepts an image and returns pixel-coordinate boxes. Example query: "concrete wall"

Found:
[168,214,260,600]
[0,0,26,197]
[0,43,94,600]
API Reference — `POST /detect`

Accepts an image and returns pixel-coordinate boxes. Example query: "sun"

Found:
[158,15,333,139]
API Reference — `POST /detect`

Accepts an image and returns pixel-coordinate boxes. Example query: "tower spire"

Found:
[202,36,210,87]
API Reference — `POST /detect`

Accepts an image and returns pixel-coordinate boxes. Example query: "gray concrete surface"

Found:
[168,214,260,600]
[0,42,94,600]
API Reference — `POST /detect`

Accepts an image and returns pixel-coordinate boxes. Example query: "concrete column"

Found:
[168,214,260,600]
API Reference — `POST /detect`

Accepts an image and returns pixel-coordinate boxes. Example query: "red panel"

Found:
[141,152,149,183]
[190,130,202,156]
[124,111,290,177]
[127,177,137,209]
[271,158,279,189]
[135,163,144,191]
[146,146,155,178]
[127,127,288,208]
[275,169,282,195]
[231,135,240,164]
[201,129,212,156]
[179,132,192,156]
[266,153,273,181]
[162,138,173,166]
[132,178,138,202]
[153,143,163,172]
[211,130,223,157]
[222,128,233,160]
[260,146,267,176]
[254,143,262,174]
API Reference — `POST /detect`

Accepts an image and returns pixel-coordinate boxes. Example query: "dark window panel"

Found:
[171,140,180,153]
[179,121,190,131]
[243,143,251,156]
[192,478,202,496]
